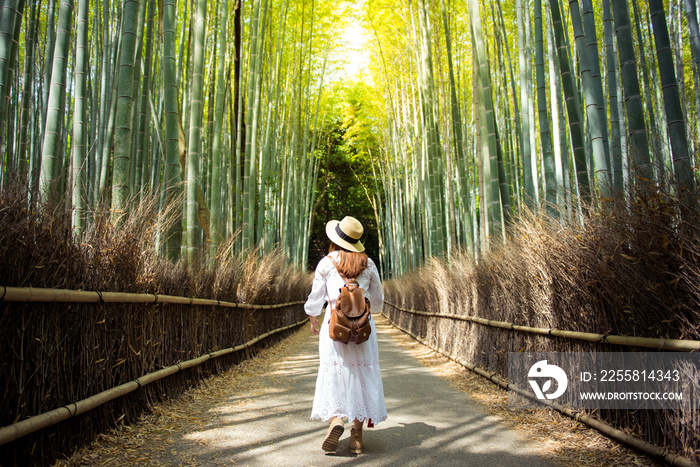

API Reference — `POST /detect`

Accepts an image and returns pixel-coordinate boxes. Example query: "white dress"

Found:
[304,251,388,425]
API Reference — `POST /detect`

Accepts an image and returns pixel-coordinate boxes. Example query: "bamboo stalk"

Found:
[0,286,304,309]
[383,302,700,352]
[0,318,308,446]
[386,316,698,467]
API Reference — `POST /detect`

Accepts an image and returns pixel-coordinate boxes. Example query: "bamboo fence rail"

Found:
[384,302,700,352]
[385,314,698,467]
[0,316,308,446]
[0,285,305,309]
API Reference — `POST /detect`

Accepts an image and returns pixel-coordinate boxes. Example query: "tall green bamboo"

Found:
[258,0,290,251]
[185,0,207,263]
[581,0,612,177]
[2,1,24,182]
[112,0,141,213]
[549,0,590,200]
[632,0,662,178]
[0,0,23,162]
[524,2,538,207]
[534,0,556,212]
[18,0,37,185]
[41,0,57,146]
[71,0,89,239]
[546,3,573,213]
[613,0,652,182]
[648,0,693,191]
[242,0,263,250]
[517,0,536,207]
[233,44,244,253]
[39,0,73,203]
[686,0,700,78]
[494,0,523,210]
[256,0,276,253]
[470,0,503,238]
[2,0,697,276]
[684,0,700,166]
[99,10,123,199]
[417,0,446,256]
[603,0,624,192]
[136,0,155,201]
[490,1,517,216]
[209,0,229,258]
[441,0,472,247]
[569,0,611,197]
[95,0,113,201]
[301,48,328,268]
[160,0,183,260]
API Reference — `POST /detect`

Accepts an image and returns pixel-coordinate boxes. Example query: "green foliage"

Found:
[309,81,384,268]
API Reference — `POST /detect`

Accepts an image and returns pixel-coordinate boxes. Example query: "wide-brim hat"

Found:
[326,216,365,253]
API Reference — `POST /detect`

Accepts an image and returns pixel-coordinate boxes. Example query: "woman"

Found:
[305,216,387,454]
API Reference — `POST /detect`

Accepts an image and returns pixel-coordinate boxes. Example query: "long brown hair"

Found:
[329,242,368,278]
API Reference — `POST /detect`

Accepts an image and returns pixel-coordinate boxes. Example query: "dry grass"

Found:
[383,187,700,462]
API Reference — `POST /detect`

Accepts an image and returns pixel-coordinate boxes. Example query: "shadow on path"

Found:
[141,315,557,466]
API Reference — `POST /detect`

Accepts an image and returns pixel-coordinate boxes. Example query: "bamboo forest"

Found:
[1,0,700,464]
[0,0,694,272]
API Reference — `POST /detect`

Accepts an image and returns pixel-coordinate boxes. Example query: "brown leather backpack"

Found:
[328,258,372,345]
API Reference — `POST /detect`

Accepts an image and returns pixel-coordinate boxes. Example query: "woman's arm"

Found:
[304,257,329,317]
[367,258,384,313]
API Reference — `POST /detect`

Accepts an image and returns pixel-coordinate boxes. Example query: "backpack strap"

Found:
[328,255,343,279]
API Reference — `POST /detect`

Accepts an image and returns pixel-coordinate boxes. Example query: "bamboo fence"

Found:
[386,316,698,467]
[0,285,305,309]
[0,285,308,463]
[383,302,700,351]
[383,302,700,466]
[0,316,307,446]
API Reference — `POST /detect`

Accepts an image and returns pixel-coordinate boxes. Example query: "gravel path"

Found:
[60,314,559,466]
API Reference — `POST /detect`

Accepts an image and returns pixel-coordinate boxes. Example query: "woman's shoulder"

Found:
[361,256,379,276]
[315,254,335,273]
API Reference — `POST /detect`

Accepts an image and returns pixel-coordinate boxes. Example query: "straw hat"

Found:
[326,216,365,253]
